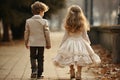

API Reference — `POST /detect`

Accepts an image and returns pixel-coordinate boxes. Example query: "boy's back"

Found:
[25,15,49,46]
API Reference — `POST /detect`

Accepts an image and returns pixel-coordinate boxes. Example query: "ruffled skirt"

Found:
[53,37,101,67]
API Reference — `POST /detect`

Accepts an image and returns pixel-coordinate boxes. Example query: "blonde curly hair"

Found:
[31,1,49,14]
[64,5,90,33]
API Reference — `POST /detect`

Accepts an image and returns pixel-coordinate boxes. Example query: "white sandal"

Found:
[70,69,75,79]
[76,72,81,80]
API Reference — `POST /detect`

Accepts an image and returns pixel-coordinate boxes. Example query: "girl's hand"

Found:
[26,45,29,49]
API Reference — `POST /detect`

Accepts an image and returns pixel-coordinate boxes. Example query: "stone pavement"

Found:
[0,32,96,80]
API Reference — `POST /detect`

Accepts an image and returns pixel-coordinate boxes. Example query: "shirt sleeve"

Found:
[60,31,69,47]
[82,29,91,44]
[24,21,30,46]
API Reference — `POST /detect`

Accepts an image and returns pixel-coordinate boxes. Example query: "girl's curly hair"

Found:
[64,5,90,33]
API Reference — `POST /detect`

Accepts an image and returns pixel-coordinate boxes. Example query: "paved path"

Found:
[0,32,96,80]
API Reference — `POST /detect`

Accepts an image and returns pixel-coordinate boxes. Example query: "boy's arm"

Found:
[44,20,51,49]
[24,21,30,48]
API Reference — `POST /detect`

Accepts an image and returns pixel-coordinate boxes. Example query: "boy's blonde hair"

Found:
[31,1,49,14]
[64,5,90,33]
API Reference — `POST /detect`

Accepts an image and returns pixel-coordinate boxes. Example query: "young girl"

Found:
[53,5,101,80]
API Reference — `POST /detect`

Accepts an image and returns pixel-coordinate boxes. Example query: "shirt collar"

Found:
[32,15,42,19]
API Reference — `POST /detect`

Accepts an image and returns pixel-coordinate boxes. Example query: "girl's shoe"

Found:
[76,72,81,80]
[70,69,75,79]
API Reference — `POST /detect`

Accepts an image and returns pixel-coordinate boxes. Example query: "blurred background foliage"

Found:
[0,0,119,42]
[0,0,66,41]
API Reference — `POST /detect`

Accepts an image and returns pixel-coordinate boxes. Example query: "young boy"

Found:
[24,1,51,79]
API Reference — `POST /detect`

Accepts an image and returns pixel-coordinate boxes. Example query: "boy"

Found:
[24,1,51,79]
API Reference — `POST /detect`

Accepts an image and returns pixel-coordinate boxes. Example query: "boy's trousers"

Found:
[30,47,44,76]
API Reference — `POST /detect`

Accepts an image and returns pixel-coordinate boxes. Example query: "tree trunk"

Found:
[2,20,11,42]
[11,23,25,40]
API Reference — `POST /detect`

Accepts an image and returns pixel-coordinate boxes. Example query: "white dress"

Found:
[53,30,101,67]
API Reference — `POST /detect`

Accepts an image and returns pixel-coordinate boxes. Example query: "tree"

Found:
[38,0,66,18]
[0,0,33,41]
[94,0,118,25]
[0,0,66,41]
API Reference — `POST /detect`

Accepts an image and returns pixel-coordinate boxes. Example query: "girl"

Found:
[53,5,101,80]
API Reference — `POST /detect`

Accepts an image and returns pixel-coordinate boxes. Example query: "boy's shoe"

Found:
[31,72,37,78]
[37,75,44,79]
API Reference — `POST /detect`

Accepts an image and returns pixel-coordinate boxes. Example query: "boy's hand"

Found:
[46,46,51,49]
[25,45,29,49]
